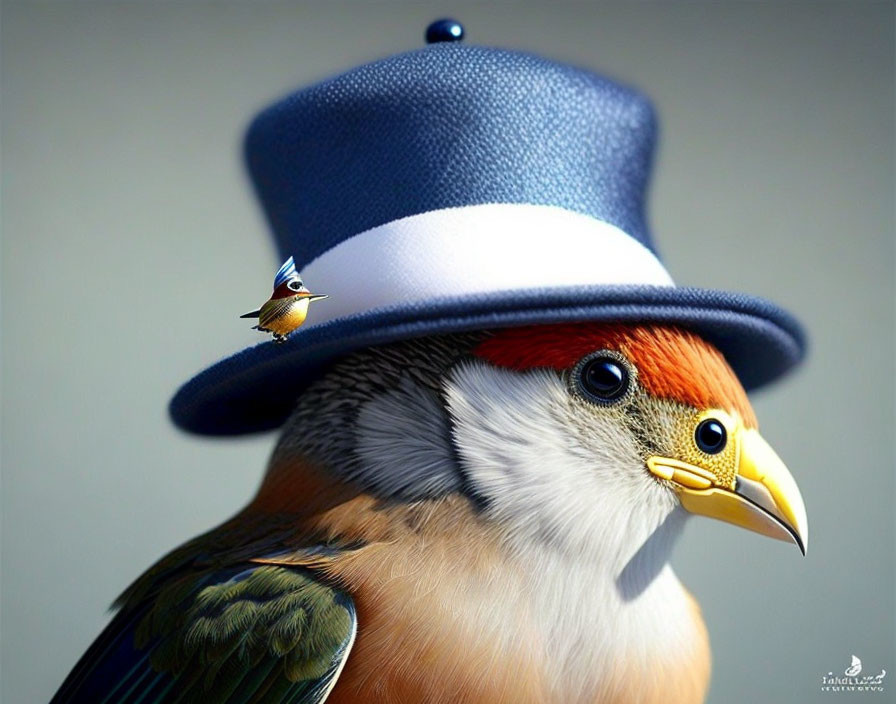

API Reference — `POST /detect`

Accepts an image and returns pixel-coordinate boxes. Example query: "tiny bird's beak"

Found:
[647,417,808,554]
[306,293,329,301]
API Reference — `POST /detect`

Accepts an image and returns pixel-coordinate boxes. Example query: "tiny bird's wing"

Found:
[257,298,297,329]
[51,563,356,704]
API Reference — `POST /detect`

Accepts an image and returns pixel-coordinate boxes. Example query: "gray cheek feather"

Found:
[271,332,487,499]
[354,375,462,499]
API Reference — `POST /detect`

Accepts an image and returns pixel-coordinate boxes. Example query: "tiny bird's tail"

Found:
[240,310,261,319]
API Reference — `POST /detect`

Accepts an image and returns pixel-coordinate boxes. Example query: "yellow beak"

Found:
[647,423,808,554]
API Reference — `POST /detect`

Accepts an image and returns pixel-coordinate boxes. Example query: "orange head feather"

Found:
[474,323,757,428]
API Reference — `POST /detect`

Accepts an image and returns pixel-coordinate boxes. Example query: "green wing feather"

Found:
[52,562,356,704]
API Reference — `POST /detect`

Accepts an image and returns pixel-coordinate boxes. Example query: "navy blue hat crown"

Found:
[246,38,658,268]
[170,21,805,435]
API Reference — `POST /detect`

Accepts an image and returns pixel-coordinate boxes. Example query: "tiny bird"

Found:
[241,256,328,343]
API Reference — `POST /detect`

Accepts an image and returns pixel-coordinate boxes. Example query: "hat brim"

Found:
[169,285,806,435]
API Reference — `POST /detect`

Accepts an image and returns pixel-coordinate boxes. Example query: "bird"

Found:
[52,321,807,704]
[240,256,328,343]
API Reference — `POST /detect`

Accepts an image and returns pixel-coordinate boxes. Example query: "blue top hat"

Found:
[170,20,805,435]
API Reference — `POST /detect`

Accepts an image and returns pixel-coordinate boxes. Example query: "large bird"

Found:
[52,322,806,704]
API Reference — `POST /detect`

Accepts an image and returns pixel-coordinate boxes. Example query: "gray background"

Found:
[2,2,893,703]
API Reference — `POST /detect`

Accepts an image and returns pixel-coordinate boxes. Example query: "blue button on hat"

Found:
[170,20,805,435]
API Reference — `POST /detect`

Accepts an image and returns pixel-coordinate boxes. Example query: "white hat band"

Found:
[301,203,674,327]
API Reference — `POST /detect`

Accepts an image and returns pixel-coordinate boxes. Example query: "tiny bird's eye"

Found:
[288,281,303,291]
[577,354,630,403]
[695,418,727,454]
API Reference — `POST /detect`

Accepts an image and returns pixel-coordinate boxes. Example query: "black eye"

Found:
[578,356,630,403]
[288,281,302,291]
[695,419,727,454]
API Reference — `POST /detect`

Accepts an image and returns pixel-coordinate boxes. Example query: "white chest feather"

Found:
[509,540,700,700]
[444,361,704,699]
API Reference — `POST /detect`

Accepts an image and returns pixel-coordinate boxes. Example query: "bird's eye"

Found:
[695,418,727,454]
[288,281,303,291]
[575,353,631,404]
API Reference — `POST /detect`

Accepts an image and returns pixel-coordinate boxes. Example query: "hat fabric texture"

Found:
[170,36,805,436]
